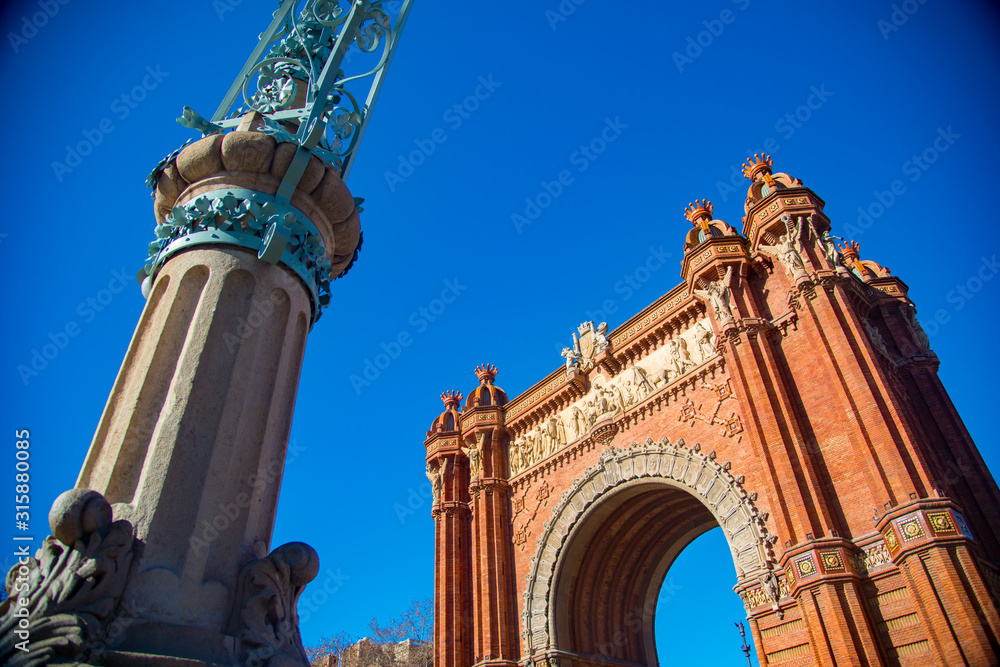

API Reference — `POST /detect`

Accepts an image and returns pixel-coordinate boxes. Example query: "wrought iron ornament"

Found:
[143,0,411,320]
[170,0,412,186]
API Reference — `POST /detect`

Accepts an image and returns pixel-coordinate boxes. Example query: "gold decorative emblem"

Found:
[796,556,816,578]
[820,551,844,572]
[927,511,955,535]
[898,514,925,541]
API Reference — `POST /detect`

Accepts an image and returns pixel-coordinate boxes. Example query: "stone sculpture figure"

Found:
[426,461,445,501]
[611,384,628,414]
[462,432,485,480]
[561,346,581,373]
[571,406,587,440]
[632,364,655,397]
[861,317,889,357]
[664,337,696,384]
[759,214,808,279]
[546,417,566,455]
[692,266,735,324]
[693,322,715,361]
[594,321,610,353]
[622,380,637,406]
[900,304,931,354]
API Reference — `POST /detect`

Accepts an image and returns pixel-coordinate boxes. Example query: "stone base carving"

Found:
[0,490,319,667]
[0,489,135,666]
[228,542,319,667]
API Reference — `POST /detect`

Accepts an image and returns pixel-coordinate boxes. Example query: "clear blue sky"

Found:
[2,0,999,664]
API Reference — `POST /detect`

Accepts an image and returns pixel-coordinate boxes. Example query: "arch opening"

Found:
[522,440,774,667]
[554,482,719,665]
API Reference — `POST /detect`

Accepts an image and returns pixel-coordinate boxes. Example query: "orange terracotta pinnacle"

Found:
[684,199,714,230]
[474,364,498,384]
[742,153,775,184]
[441,390,463,408]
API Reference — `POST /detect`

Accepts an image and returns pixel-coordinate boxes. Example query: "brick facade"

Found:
[424,156,1000,666]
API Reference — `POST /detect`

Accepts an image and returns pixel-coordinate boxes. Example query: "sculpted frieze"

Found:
[510,318,719,476]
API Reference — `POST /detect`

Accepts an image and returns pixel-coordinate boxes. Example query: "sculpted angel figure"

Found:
[692,266,735,324]
[426,460,445,502]
[759,214,807,279]
[462,432,485,479]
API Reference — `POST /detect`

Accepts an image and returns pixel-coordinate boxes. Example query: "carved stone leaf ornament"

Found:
[229,542,320,667]
[0,489,135,666]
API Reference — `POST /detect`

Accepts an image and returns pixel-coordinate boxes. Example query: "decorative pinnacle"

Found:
[684,199,714,226]
[838,240,861,262]
[742,153,774,181]
[441,390,463,409]
[474,364,498,385]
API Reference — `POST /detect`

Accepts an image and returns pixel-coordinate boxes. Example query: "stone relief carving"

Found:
[0,489,135,667]
[692,321,716,362]
[676,380,743,441]
[759,214,808,280]
[521,438,776,656]
[229,541,319,667]
[662,337,697,385]
[692,266,735,325]
[513,318,721,476]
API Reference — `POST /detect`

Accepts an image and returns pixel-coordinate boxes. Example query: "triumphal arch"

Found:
[423,155,1000,666]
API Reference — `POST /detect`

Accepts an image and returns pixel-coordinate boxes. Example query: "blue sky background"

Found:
[2,0,1000,664]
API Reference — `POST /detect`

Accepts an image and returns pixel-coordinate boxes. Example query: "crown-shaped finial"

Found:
[474,364,498,385]
[742,153,774,181]
[838,240,861,262]
[441,390,463,408]
[684,199,714,224]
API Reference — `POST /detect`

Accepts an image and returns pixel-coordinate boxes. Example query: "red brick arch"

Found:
[521,438,775,665]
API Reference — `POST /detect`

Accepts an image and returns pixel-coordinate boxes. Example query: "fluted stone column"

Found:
[0,127,361,667]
